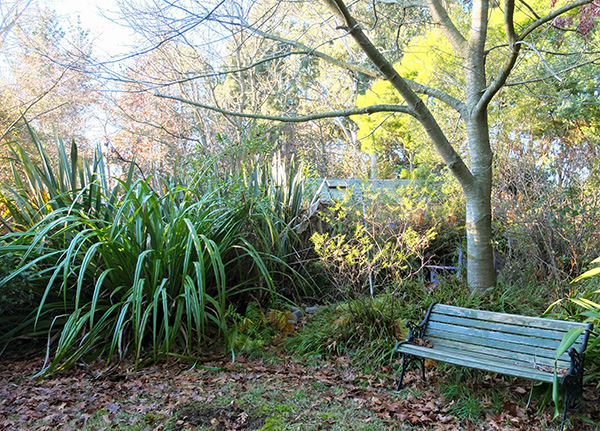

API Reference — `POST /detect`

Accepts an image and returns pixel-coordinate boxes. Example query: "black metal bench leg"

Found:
[397,354,407,390]
[561,348,586,431]
[397,354,426,390]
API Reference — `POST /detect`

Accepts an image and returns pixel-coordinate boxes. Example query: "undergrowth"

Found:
[286,277,559,374]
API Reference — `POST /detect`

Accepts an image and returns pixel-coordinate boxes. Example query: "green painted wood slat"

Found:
[427,337,572,370]
[429,313,577,341]
[397,344,557,382]
[425,327,570,362]
[432,304,590,332]
[426,321,568,350]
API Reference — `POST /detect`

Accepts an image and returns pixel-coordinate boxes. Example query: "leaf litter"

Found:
[0,349,599,430]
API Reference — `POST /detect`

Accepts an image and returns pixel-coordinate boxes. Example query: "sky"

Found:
[47,0,136,58]
[33,0,138,145]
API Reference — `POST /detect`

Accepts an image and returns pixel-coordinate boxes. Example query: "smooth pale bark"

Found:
[464,116,495,290]
[463,0,496,290]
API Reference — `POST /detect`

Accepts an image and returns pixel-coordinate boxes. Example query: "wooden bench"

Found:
[394,303,593,430]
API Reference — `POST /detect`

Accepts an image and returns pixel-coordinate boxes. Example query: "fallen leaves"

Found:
[0,350,598,430]
[176,401,266,431]
[414,338,434,348]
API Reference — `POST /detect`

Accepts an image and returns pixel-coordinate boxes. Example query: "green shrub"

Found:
[310,185,437,299]
[227,302,277,359]
[0,253,34,317]
[494,151,600,287]
[0,132,312,376]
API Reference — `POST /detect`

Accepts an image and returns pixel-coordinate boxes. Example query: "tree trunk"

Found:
[465,187,496,291]
[464,115,496,292]
[324,0,497,292]
[370,152,377,180]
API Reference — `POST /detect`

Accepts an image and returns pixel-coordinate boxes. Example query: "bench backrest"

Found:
[424,304,592,371]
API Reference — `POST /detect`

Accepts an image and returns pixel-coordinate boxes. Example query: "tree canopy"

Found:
[1,0,599,291]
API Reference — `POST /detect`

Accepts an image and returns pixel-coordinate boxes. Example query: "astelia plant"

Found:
[0,131,301,376]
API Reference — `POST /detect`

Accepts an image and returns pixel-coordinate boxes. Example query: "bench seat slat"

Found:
[429,313,575,340]
[427,337,572,370]
[426,321,576,351]
[397,344,557,382]
[426,327,571,362]
[432,304,590,332]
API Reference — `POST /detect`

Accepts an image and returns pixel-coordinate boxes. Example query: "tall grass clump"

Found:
[0,124,116,231]
[239,153,311,281]
[0,131,308,376]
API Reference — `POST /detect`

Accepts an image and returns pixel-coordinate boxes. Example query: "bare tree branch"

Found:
[241,22,385,79]
[403,77,467,114]
[505,0,518,48]
[122,39,467,116]
[377,0,427,7]
[424,0,467,53]
[147,50,316,87]
[0,69,69,142]
[519,0,593,40]
[477,0,521,111]
[323,0,476,192]
[479,0,592,110]
[0,0,32,42]
[518,0,542,20]
[507,55,600,86]
[99,0,228,66]
[518,40,564,82]
[155,91,417,121]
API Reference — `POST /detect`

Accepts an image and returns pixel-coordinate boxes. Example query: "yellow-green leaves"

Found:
[352,28,458,159]
[572,256,600,282]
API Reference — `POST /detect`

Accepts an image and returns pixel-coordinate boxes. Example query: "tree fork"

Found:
[324,0,502,292]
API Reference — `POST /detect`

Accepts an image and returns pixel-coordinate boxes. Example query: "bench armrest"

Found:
[394,302,437,352]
